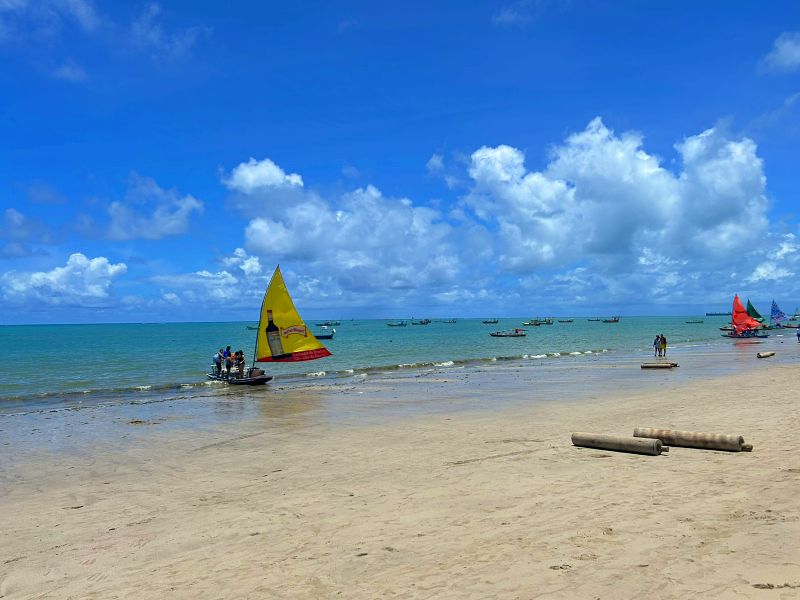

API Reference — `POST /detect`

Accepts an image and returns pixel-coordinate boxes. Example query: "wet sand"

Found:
[1,360,800,598]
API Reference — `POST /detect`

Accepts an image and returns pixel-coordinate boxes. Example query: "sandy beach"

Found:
[2,362,799,599]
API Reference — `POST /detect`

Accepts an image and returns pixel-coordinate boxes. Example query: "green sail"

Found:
[746,299,765,323]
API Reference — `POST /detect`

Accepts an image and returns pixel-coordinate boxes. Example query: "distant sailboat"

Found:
[770,300,797,328]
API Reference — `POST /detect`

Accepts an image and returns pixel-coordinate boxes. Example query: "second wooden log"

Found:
[633,427,747,452]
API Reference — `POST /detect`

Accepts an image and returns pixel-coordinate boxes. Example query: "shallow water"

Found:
[0,316,756,409]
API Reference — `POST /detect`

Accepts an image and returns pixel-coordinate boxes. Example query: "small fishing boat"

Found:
[685,319,704,324]
[522,320,540,326]
[246,325,258,330]
[483,319,499,324]
[387,321,407,327]
[441,319,457,323]
[558,319,574,323]
[587,318,601,322]
[315,321,340,326]
[490,328,527,337]
[602,316,620,323]
[411,318,431,325]
[315,328,335,340]
[208,266,331,385]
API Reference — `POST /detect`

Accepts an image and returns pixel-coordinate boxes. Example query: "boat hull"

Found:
[207,373,273,385]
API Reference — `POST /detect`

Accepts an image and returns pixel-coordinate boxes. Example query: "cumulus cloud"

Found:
[223,157,304,193]
[1,253,126,306]
[221,247,263,278]
[761,32,800,73]
[460,117,790,304]
[107,174,203,241]
[242,182,458,298]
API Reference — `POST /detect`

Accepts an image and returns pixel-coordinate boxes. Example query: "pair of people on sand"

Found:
[653,334,668,357]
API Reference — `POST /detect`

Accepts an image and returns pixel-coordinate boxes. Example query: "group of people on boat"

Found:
[652,334,668,357]
[213,345,246,379]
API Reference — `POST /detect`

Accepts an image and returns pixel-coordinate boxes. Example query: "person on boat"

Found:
[235,350,246,378]
[224,350,233,379]
[213,348,223,376]
[653,335,660,357]
[659,335,667,357]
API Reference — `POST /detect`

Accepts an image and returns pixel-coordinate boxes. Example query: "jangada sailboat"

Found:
[770,299,798,328]
[722,294,769,339]
[208,266,331,385]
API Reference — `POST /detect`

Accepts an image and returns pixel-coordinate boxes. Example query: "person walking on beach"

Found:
[796,327,800,343]
[660,334,667,357]
[653,335,660,357]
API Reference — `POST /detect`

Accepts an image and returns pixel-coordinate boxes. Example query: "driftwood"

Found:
[756,352,775,359]
[633,427,751,452]
[571,432,664,456]
[641,362,679,369]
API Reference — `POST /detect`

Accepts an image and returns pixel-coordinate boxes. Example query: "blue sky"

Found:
[2,1,800,323]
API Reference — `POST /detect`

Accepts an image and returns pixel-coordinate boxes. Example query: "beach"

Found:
[2,357,799,599]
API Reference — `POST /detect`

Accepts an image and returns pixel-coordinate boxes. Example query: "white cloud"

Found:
[464,118,769,278]
[52,58,87,82]
[1,253,127,306]
[242,183,459,298]
[761,32,800,73]
[222,247,263,278]
[131,2,210,61]
[223,157,304,193]
[0,208,52,257]
[426,153,444,174]
[107,174,203,241]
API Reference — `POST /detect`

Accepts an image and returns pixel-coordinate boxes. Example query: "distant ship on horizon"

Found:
[705,311,732,316]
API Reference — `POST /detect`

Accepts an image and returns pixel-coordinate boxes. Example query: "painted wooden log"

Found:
[641,363,677,369]
[633,427,748,452]
[571,432,664,455]
[756,352,775,359]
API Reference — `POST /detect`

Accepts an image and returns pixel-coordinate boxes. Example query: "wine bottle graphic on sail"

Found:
[255,266,332,363]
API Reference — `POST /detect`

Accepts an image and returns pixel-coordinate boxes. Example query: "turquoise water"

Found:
[0,316,739,408]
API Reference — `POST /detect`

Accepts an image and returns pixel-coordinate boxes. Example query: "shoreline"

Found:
[2,356,799,597]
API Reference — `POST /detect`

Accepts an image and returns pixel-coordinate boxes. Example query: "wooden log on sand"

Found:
[633,427,751,452]
[571,432,665,455]
[756,352,775,359]
[640,362,679,369]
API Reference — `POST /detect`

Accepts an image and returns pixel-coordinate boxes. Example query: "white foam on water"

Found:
[307,371,326,377]
[135,385,152,391]
[551,352,561,357]
[435,360,455,367]
[531,354,547,359]
[343,369,355,374]
[569,352,582,356]
[584,350,593,354]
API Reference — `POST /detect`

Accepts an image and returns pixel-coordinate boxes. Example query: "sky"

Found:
[1,0,800,323]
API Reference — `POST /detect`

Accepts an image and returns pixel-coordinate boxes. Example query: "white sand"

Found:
[2,364,799,598]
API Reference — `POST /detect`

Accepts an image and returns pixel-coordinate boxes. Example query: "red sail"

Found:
[732,294,761,332]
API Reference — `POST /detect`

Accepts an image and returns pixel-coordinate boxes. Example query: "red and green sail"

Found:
[733,295,762,333]
[745,299,764,323]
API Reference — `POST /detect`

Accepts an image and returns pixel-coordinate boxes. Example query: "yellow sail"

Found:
[255,266,331,363]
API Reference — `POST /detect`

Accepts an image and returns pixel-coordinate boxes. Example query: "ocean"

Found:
[0,315,773,413]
